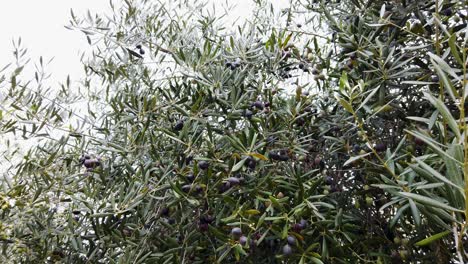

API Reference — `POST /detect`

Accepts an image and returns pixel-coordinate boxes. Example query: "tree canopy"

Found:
[0,0,467,263]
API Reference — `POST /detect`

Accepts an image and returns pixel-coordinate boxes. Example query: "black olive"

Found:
[198,161,210,170]
[375,142,387,152]
[136,44,142,49]
[244,109,254,119]
[252,101,265,110]
[287,235,296,245]
[173,120,184,131]
[139,48,145,55]
[282,244,293,256]
[239,235,248,246]
[231,227,242,239]
[269,151,281,161]
[227,177,240,185]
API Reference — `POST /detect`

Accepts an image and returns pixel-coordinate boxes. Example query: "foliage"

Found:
[0,0,467,263]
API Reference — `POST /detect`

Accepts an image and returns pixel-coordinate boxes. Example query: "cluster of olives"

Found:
[135,44,145,55]
[268,150,289,161]
[79,154,101,170]
[218,176,243,193]
[243,100,270,119]
[198,214,214,232]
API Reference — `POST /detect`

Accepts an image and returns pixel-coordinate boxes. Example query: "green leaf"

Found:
[414,230,451,247]
[398,192,463,213]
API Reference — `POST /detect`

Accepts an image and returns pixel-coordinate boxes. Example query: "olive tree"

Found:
[0,0,467,263]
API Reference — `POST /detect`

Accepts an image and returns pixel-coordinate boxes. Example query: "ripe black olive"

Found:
[231,227,242,239]
[198,161,210,170]
[173,120,184,131]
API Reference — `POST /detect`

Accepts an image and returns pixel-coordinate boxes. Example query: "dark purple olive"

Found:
[287,235,296,245]
[325,176,333,185]
[231,227,242,238]
[139,48,145,55]
[227,177,240,185]
[292,223,303,232]
[198,161,210,170]
[245,157,257,170]
[441,8,453,16]
[244,109,254,119]
[414,137,424,146]
[199,223,208,232]
[278,155,289,161]
[173,120,184,131]
[239,235,248,246]
[350,52,357,60]
[252,101,265,110]
[297,23,302,28]
[299,219,308,229]
[200,215,214,224]
[282,244,293,256]
[431,75,439,82]
[72,210,81,215]
[298,63,305,69]
[311,68,320,75]
[186,174,195,183]
[353,144,361,153]
[375,142,387,152]
[185,156,193,165]
[314,156,322,166]
[136,44,142,49]
[295,117,305,126]
[83,159,96,168]
[167,218,176,225]
[161,207,170,216]
[225,62,232,68]
[264,102,271,108]
[269,151,281,161]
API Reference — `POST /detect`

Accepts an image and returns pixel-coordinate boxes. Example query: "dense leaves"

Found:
[0,0,467,263]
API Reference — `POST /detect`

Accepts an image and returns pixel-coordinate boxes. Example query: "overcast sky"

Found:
[0,0,284,85]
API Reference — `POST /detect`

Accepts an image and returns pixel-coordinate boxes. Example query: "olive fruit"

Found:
[299,219,307,229]
[198,161,210,170]
[278,154,289,161]
[200,214,214,224]
[139,48,145,55]
[365,196,373,206]
[83,159,98,169]
[186,174,195,183]
[287,235,296,245]
[245,156,256,170]
[314,156,322,166]
[252,101,264,110]
[136,44,142,49]
[161,207,170,216]
[239,235,248,246]
[231,227,242,239]
[282,244,293,256]
[227,177,240,185]
[173,120,184,131]
[414,136,424,146]
[198,222,208,232]
[244,109,254,119]
[431,75,439,82]
[441,8,453,16]
[325,176,333,185]
[298,63,305,69]
[269,151,281,161]
[375,142,387,152]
